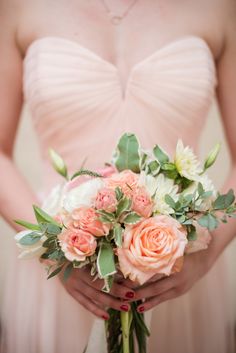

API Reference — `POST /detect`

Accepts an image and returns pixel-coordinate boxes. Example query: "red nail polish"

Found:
[102,315,109,320]
[125,291,134,299]
[120,304,129,312]
[138,306,145,313]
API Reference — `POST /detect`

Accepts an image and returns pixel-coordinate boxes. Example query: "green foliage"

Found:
[116,197,132,218]
[147,160,160,176]
[114,133,140,173]
[123,212,142,225]
[63,263,73,281]
[115,187,124,201]
[47,265,64,279]
[153,145,169,164]
[187,225,197,241]
[113,223,123,247]
[197,213,219,231]
[33,205,60,226]
[14,219,41,231]
[19,232,42,246]
[97,241,116,278]
[71,169,102,180]
[213,189,235,210]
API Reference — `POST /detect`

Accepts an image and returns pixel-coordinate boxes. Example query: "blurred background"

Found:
[0,101,235,339]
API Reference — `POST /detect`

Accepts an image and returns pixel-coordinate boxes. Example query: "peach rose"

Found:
[95,187,117,213]
[117,215,188,285]
[69,206,110,237]
[132,187,154,218]
[105,170,139,197]
[58,229,97,262]
[96,165,117,177]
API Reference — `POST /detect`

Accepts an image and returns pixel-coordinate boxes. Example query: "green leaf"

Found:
[213,189,235,210]
[123,212,142,225]
[97,242,116,278]
[47,265,64,279]
[41,223,62,236]
[71,169,102,180]
[96,210,115,222]
[114,133,140,173]
[49,149,68,179]
[140,152,148,170]
[19,232,42,246]
[33,205,60,226]
[115,187,124,201]
[164,195,176,209]
[197,182,204,196]
[42,237,57,248]
[161,162,176,171]
[63,263,73,281]
[14,219,41,231]
[116,197,132,218]
[187,225,197,241]
[201,191,213,199]
[148,160,160,176]
[153,145,169,164]
[114,223,123,247]
[197,213,219,231]
[102,275,114,293]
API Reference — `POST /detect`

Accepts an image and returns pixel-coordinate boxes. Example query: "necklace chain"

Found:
[100,0,139,25]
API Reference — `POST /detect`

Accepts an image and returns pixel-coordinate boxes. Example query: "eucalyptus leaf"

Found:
[187,225,197,241]
[213,189,235,210]
[197,213,219,231]
[114,133,140,172]
[19,232,42,246]
[164,195,176,209]
[197,182,204,196]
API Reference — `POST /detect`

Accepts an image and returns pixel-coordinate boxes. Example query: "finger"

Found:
[110,282,135,300]
[137,288,178,312]
[70,288,109,320]
[76,280,131,312]
[78,268,136,300]
[133,276,176,301]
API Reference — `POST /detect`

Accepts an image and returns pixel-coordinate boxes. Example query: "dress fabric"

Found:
[1,35,235,353]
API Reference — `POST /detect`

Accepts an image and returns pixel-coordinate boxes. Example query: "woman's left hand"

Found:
[128,249,214,313]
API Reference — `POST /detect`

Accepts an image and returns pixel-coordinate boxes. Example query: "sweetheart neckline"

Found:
[23,35,217,100]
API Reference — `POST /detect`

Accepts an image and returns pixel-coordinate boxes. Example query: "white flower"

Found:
[153,174,179,215]
[138,171,157,196]
[183,174,217,211]
[174,140,202,181]
[42,183,66,216]
[15,230,46,259]
[63,178,104,212]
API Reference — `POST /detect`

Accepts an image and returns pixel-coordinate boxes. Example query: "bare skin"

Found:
[0,0,236,319]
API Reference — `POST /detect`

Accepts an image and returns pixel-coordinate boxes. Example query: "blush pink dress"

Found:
[1,36,235,353]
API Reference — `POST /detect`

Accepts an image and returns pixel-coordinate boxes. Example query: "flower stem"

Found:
[121,311,131,353]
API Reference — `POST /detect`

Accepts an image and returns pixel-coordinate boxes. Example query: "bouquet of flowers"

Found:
[15,133,236,353]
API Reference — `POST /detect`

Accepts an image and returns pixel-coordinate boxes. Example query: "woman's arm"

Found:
[0,1,39,230]
[129,0,236,312]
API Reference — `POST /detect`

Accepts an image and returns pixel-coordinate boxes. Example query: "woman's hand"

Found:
[127,249,214,313]
[60,266,135,320]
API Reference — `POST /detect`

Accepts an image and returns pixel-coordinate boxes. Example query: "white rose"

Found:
[42,183,66,216]
[175,140,202,181]
[15,230,46,259]
[63,178,104,212]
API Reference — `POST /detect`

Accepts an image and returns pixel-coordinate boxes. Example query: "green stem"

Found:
[121,311,131,353]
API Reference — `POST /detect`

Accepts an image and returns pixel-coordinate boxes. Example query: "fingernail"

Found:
[125,291,135,299]
[102,315,109,320]
[120,304,129,312]
[137,306,145,313]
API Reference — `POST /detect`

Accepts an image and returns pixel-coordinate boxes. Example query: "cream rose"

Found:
[117,215,188,285]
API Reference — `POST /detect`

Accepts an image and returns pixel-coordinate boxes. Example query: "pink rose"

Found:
[132,187,154,218]
[117,215,188,285]
[58,229,97,262]
[69,206,110,237]
[105,170,139,197]
[95,187,117,213]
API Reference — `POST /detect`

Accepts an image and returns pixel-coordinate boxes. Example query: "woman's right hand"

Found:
[61,266,136,320]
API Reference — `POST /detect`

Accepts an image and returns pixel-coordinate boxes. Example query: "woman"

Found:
[0,0,235,352]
